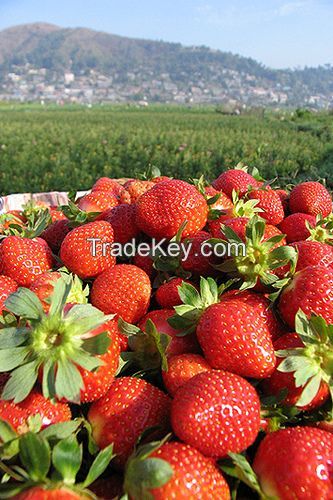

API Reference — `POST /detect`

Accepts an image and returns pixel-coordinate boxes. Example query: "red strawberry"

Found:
[151,175,171,184]
[289,181,332,217]
[253,427,333,499]
[133,252,155,279]
[279,212,316,243]
[29,271,62,312]
[136,179,208,239]
[196,300,275,378]
[60,221,116,279]
[209,216,249,240]
[77,191,119,213]
[79,319,120,403]
[91,264,151,323]
[171,370,261,458]
[0,390,71,434]
[275,188,289,212]
[124,441,230,499]
[162,353,211,396]
[212,168,259,197]
[292,240,333,271]
[181,230,213,276]
[138,309,200,357]
[278,265,333,327]
[248,188,284,225]
[221,289,286,341]
[49,206,67,222]
[0,275,18,315]
[0,236,54,287]
[123,179,155,203]
[41,219,72,253]
[92,177,124,196]
[0,278,117,404]
[13,487,86,499]
[205,186,233,212]
[155,278,190,309]
[88,376,171,467]
[263,332,329,410]
[98,203,140,244]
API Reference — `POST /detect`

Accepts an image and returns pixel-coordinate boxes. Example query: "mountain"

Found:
[0,23,332,108]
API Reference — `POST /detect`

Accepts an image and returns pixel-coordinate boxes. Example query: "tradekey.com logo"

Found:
[87,237,247,260]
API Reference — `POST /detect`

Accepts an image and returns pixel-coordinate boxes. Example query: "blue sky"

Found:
[0,0,332,69]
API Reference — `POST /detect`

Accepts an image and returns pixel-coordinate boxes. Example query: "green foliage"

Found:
[0,105,332,195]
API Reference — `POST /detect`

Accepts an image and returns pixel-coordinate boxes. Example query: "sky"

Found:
[0,0,332,69]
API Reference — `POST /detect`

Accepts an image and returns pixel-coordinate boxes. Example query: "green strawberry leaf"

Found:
[19,432,51,482]
[4,288,44,320]
[52,436,82,485]
[0,328,30,349]
[48,274,73,316]
[2,359,40,403]
[124,457,173,499]
[82,331,111,355]
[40,419,84,442]
[222,453,262,496]
[0,420,17,443]
[55,358,84,404]
[82,444,115,488]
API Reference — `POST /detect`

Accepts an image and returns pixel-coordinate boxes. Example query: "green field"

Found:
[0,104,332,195]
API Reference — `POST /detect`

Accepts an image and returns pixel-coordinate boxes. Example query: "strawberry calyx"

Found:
[168,277,222,333]
[124,434,173,499]
[0,275,115,404]
[276,310,333,410]
[307,215,333,244]
[118,318,171,373]
[0,430,115,498]
[60,197,101,227]
[213,216,297,290]
[0,209,51,239]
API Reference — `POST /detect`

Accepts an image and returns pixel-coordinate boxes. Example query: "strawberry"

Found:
[221,289,286,341]
[0,276,117,403]
[124,441,230,499]
[289,181,332,217]
[278,265,333,327]
[41,219,72,253]
[181,230,213,276]
[88,376,171,467]
[0,275,18,315]
[208,192,263,231]
[0,390,71,433]
[209,216,249,240]
[155,278,191,309]
[162,353,211,396]
[79,319,120,403]
[138,309,200,357]
[151,175,171,183]
[123,179,156,203]
[133,252,155,279]
[196,299,275,378]
[60,221,116,279]
[91,264,151,323]
[136,179,208,239]
[253,426,333,499]
[171,370,261,458]
[92,176,125,196]
[292,240,333,271]
[212,168,259,197]
[279,212,316,242]
[248,188,285,225]
[205,186,233,212]
[49,206,67,223]
[0,236,54,287]
[97,203,140,244]
[77,191,119,213]
[275,188,289,212]
[263,328,330,411]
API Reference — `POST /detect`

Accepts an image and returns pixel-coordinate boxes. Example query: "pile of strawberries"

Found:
[0,166,333,499]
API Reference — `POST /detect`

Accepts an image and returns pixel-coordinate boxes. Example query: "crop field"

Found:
[0,104,332,195]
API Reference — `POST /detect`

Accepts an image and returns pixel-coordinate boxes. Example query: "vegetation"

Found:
[0,104,332,195]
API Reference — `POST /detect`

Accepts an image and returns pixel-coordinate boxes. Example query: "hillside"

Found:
[0,23,332,107]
